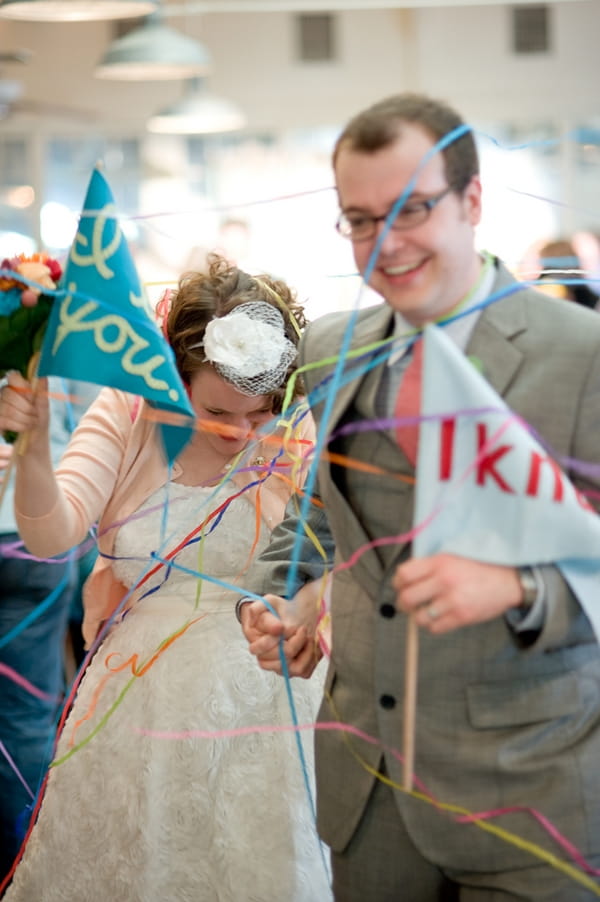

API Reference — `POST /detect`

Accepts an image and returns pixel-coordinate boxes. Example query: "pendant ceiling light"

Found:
[0,0,156,21]
[147,80,246,134]
[95,17,212,80]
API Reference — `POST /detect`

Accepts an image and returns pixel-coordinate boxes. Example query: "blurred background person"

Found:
[0,378,78,883]
[535,238,599,309]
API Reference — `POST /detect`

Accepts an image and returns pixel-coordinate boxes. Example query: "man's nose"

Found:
[376,220,405,254]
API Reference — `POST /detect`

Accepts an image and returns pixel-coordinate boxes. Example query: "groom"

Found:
[240,92,600,900]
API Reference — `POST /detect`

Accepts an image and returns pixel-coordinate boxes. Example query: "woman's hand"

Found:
[0,371,50,444]
[0,442,12,484]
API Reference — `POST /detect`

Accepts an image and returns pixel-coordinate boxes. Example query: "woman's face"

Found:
[188,366,274,457]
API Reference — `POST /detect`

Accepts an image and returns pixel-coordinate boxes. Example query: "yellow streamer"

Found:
[324,691,600,896]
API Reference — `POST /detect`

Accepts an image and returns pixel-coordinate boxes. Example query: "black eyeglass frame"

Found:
[335,185,455,242]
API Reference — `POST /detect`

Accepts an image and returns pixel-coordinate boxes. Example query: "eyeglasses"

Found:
[335,185,454,242]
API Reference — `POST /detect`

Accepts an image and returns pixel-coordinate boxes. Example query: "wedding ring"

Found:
[427,603,440,622]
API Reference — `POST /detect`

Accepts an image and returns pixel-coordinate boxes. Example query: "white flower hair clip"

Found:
[196,301,297,396]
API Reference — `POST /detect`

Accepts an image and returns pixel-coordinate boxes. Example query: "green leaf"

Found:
[0,295,52,378]
[0,295,53,443]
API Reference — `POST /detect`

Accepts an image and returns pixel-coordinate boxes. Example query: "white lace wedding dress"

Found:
[4,481,331,902]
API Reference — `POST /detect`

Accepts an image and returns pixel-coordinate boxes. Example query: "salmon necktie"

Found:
[394,336,424,468]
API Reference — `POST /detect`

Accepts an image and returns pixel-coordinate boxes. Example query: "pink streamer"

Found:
[134,718,600,879]
[0,662,61,703]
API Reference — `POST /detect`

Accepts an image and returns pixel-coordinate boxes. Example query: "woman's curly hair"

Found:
[164,253,306,412]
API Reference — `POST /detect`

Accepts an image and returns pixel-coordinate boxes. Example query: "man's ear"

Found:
[464,175,483,227]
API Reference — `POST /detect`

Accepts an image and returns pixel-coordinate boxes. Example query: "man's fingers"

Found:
[250,611,286,639]
[281,625,308,660]
[286,632,321,679]
[249,633,282,658]
[396,575,438,613]
[392,555,432,590]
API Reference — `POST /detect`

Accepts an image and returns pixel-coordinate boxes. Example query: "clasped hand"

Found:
[241,556,523,676]
[240,580,324,679]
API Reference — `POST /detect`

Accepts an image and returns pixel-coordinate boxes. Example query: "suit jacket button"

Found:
[379,694,396,710]
[379,603,396,618]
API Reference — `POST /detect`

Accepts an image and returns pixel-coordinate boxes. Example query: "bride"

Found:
[0,255,331,902]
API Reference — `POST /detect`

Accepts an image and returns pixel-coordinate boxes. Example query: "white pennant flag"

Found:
[414,325,600,639]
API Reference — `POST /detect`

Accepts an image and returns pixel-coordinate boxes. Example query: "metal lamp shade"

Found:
[147,88,246,134]
[96,20,212,80]
[0,0,156,20]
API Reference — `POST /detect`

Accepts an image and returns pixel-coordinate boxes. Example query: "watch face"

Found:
[519,568,538,607]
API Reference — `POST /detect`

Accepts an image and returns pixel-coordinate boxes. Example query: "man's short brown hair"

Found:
[333,93,479,194]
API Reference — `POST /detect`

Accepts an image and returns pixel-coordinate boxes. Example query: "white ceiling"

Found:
[161,0,587,13]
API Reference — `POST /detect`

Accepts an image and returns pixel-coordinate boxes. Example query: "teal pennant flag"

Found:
[38,166,195,463]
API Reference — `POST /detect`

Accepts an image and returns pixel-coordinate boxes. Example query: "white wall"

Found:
[415,2,600,122]
[0,2,598,135]
[0,2,598,295]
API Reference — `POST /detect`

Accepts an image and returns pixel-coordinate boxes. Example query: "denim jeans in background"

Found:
[0,535,75,882]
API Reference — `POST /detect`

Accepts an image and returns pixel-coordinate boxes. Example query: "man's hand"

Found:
[393,553,522,633]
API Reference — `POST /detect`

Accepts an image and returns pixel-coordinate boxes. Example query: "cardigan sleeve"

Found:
[15,387,135,557]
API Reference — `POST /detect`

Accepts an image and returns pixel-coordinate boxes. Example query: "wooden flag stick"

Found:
[402,614,419,790]
[0,442,16,511]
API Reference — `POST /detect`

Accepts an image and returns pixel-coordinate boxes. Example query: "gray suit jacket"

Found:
[297,262,600,871]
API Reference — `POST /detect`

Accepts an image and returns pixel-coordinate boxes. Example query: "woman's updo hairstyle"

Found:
[165,253,306,412]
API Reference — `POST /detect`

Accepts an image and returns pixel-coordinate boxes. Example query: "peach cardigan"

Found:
[16,387,315,647]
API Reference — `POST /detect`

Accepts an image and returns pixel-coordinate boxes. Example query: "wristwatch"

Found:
[517,566,538,611]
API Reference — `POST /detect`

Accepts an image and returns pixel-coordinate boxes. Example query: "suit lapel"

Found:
[315,265,531,594]
[322,304,395,434]
[467,263,527,397]
[315,305,396,588]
